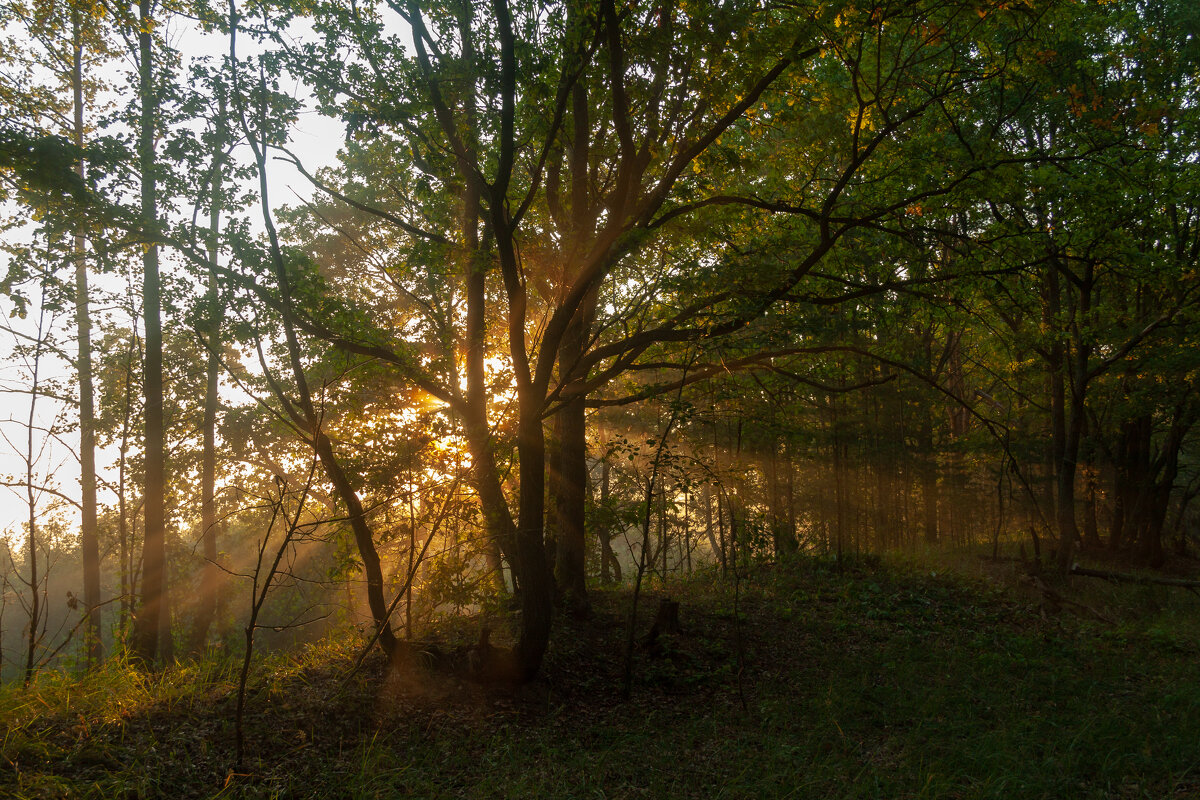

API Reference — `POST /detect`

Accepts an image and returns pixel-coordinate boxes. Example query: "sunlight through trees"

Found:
[0,0,1197,695]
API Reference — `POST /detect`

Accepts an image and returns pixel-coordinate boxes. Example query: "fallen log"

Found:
[1070,565,1200,589]
[1027,574,1113,622]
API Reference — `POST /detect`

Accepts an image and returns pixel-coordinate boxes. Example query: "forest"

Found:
[1,0,1199,797]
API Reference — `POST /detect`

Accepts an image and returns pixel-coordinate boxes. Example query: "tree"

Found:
[234,0,1051,679]
[124,0,170,664]
[962,0,1200,566]
[0,0,114,666]
[187,70,234,653]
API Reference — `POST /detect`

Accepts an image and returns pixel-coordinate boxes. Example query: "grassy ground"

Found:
[3,554,1200,799]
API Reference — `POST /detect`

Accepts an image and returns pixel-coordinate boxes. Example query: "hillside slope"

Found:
[4,557,1199,799]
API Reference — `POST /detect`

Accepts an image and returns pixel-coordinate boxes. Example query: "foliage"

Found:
[0,1,1199,776]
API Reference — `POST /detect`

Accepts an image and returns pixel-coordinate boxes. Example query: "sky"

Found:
[0,10,348,545]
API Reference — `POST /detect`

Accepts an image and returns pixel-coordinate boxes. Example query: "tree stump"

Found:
[642,597,681,652]
[654,598,681,634]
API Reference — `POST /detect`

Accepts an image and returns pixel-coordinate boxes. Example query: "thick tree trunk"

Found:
[513,403,553,680]
[552,281,594,613]
[1137,404,1191,566]
[1123,419,1155,559]
[458,316,517,578]
[1109,408,1191,568]
[1109,418,1137,552]
[554,389,590,616]
[549,53,596,615]
[1056,399,1082,571]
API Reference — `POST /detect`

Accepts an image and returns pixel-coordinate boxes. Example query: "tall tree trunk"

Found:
[785,439,798,550]
[659,486,669,578]
[514,400,553,679]
[230,11,398,660]
[683,484,692,574]
[897,394,912,548]
[71,8,102,666]
[314,434,398,656]
[716,486,729,572]
[702,483,723,569]
[117,332,136,635]
[1114,415,1156,555]
[544,415,562,579]
[764,433,798,557]
[598,459,620,583]
[731,419,744,566]
[554,382,590,616]
[24,300,48,684]
[24,419,39,684]
[1138,403,1192,566]
[832,401,846,565]
[1081,415,1102,550]
[459,133,516,593]
[711,415,728,574]
[132,0,170,665]
[461,360,518,584]
[871,392,889,551]
[462,6,513,597]
[1055,258,1093,572]
[1045,260,1068,564]
[188,103,227,654]
[550,58,595,615]
[945,333,967,547]
[1082,461,1102,550]
[406,473,416,638]
[919,405,938,545]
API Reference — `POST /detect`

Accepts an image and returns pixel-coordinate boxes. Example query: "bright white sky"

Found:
[0,11,349,544]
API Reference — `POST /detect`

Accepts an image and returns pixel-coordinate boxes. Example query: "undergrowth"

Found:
[3,553,1199,799]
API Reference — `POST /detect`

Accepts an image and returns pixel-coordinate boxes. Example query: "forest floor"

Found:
[3,551,1200,799]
